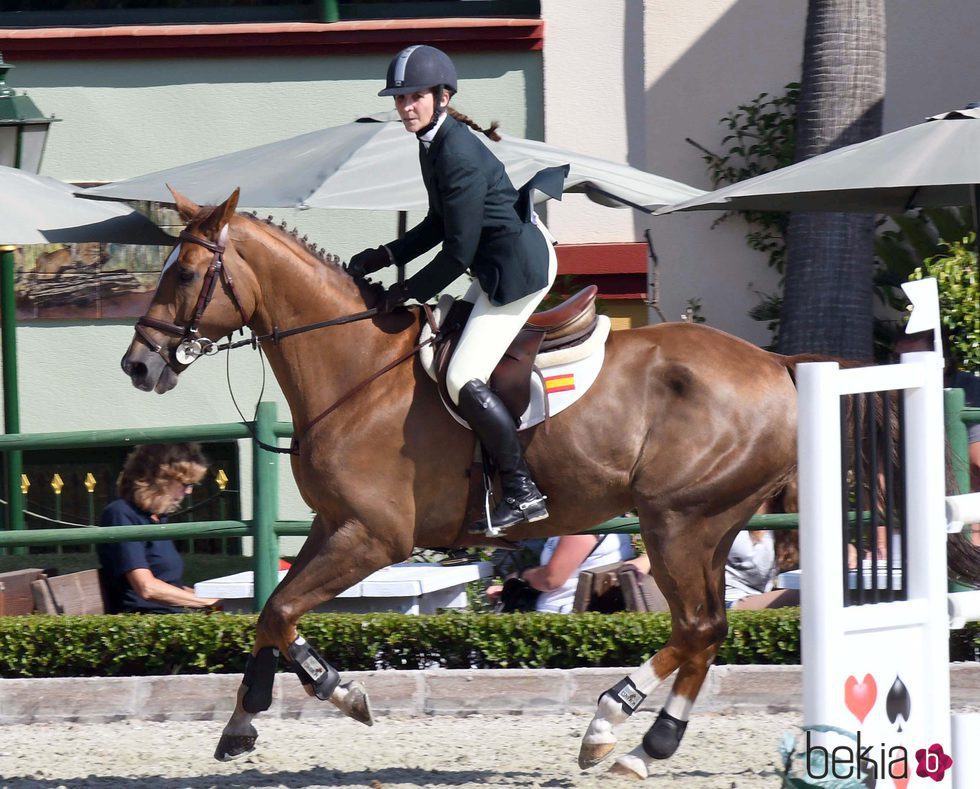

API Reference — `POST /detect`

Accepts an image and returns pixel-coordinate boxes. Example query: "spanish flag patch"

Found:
[544,373,575,394]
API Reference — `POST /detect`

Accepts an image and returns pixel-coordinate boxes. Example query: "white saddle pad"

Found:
[419,295,610,431]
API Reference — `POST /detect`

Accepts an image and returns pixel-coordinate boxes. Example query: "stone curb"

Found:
[1,664,978,725]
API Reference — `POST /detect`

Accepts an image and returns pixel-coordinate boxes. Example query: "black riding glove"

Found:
[379,282,410,313]
[347,246,392,280]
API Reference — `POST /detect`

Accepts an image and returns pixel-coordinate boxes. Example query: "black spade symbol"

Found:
[886,675,911,731]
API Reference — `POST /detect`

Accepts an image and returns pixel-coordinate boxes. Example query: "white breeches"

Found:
[446,221,558,406]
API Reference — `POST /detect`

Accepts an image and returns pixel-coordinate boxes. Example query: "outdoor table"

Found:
[195,561,492,614]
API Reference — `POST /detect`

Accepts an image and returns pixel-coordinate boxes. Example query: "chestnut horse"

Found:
[121,188,803,778]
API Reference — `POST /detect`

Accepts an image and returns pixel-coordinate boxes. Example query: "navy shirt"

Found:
[96,498,185,613]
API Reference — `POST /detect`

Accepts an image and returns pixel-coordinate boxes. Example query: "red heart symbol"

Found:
[844,674,877,723]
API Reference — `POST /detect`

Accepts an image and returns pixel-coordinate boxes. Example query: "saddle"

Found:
[431,285,601,421]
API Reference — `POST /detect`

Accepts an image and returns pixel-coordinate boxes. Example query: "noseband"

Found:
[134,226,248,371]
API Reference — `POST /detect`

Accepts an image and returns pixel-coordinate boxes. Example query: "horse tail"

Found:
[771,351,980,586]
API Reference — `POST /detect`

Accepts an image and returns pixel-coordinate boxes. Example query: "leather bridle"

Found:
[133,226,249,371]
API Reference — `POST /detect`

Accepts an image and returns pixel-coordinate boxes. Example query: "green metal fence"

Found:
[1,392,977,612]
[0,402,287,609]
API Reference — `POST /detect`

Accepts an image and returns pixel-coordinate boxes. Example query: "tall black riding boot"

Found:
[456,378,549,536]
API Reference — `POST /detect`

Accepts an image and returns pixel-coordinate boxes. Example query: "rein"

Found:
[134,226,440,455]
[241,307,439,456]
[215,308,381,352]
[295,312,437,449]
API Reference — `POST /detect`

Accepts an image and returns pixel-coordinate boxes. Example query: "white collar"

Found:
[418,112,447,149]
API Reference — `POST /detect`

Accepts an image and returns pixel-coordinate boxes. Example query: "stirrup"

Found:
[469,493,549,537]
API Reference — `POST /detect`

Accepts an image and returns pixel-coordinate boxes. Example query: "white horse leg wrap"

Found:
[627,660,660,696]
[662,692,693,722]
[583,661,663,747]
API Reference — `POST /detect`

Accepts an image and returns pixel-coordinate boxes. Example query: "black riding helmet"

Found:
[378,45,458,97]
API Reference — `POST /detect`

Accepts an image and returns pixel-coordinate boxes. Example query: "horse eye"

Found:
[177,267,196,284]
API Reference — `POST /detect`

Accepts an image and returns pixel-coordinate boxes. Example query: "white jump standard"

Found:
[796,278,979,789]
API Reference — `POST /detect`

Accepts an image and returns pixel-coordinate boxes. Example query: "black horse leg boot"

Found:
[456,379,549,535]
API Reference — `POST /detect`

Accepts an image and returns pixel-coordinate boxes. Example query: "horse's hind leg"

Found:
[579,510,735,776]
[607,640,723,780]
[215,515,400,761]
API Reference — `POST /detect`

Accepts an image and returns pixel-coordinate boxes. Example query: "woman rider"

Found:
[347,44,559,537]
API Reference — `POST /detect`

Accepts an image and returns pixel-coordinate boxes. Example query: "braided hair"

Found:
[447,107,501,141]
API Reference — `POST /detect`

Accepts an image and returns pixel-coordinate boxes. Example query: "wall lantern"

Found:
[0,51,59,174]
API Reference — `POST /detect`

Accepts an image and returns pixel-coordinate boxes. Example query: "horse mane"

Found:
[235,211,344,271]
[231,211,384,304]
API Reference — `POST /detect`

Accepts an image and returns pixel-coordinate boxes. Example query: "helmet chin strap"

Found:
[416,86,446,139]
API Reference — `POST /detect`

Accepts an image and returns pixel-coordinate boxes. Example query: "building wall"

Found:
[641,0,803,342]
[541,0,798,344]
[541,0,980,344]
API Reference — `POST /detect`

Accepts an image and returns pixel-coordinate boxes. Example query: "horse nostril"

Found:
[124,359,147,379]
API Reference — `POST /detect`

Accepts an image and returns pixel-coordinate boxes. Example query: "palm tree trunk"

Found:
[778,0,885,360]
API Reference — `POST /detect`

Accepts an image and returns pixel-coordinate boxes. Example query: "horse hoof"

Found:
[609,757,647,780]
[345,681,374,726]
[214,732,257,762]
[333,680,374,726]
[578,741,616,769]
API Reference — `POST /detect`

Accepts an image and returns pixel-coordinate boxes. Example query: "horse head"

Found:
[121,187,249,393]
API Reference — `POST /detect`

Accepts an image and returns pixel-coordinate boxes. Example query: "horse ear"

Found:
[167,185,200,223]
[200,188,240,236]
[219,188,240,224]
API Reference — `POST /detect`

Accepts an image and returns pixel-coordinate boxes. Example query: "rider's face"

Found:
[394,89,448,134]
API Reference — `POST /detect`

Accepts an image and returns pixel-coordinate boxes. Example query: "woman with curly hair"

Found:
[97,443,221,613]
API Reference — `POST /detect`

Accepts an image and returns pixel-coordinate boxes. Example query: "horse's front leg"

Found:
[215,514,406,761]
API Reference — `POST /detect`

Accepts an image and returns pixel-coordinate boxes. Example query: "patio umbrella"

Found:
[656,105,980,230]
[81,111,702,213]
[0,164,172,245]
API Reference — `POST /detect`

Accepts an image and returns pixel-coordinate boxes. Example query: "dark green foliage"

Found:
[909,235,980,371]
[689,84,975,358]
[686,83,800,275]
[1,610,975,678]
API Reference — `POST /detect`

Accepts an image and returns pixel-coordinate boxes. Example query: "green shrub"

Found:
[0,610,976,678]
[910,235,980,371]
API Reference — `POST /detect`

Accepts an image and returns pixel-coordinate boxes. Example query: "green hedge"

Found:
[0,610,977,678]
